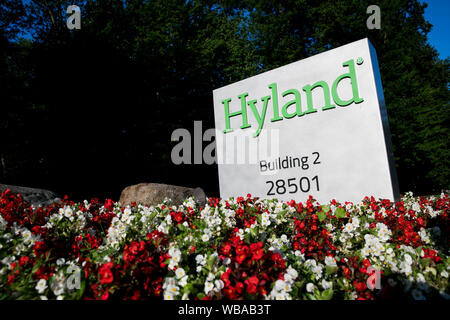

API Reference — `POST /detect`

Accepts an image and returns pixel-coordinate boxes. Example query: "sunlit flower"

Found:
[36,279,47,294]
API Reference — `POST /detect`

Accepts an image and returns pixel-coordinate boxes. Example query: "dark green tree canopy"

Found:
[1,0,448,199]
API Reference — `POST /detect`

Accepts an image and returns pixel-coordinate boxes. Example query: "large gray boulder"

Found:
[0,184,60,207]
[119,183,206,207]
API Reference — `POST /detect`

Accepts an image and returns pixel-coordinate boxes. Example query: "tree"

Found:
[0,0,448,199]
[235,0,450,194]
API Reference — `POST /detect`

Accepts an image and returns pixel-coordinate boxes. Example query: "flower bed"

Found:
[0,188,449,300]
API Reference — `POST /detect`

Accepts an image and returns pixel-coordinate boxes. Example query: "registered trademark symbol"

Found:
[357,57,364,65]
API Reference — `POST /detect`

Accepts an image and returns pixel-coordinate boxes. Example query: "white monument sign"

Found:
[212,38,399,204]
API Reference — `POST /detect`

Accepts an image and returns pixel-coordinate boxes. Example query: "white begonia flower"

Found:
[321,280,332,290]
[286,266,298,279]
[175,268,185,279]
[372,243,385,256]
[206,273,215,282]
[284,274,293,283]
[178,275,188,287]
[166,284,179,296]
[204,281,214,294]
[284,283,292,292]
[343,223,354,233]
[404,254,413,265]
[304,259,317,269]
[181,292,190,300]
[164,292,175,300]
[399,262,413,276]
[418,228,430,244]
[53,284,65,296]
[21,230,32,243]
[157,222,168,233]
[214,280,224,291]
[40,296,48,300]
[168,247,181,259]
[0,215,7,229]
[312,265,323,279]
[163,277,176,289]
[324,256,337,267]
[36,279,47,294]
[202,234,210,242]
[64,207,73,219]
[294,250,305,261]
[275,292,290,300]
[274,280,285,291]
[306,283,316,293]
[195,254,206,265]
[441,271,449,278]
[361,247,370,257]
[56,258,65,266]
[416,273,425,283]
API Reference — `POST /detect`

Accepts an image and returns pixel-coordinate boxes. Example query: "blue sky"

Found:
[422,0,450,59]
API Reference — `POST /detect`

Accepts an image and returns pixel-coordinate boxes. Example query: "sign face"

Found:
[212,38,399,204]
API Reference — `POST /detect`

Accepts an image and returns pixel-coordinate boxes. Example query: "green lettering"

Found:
[268,83,283,122]
[281,89,303,118]
[302,80,335,113]
[222,94,251,134]
[248,95,271,137]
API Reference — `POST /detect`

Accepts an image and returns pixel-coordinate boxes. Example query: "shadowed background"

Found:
[0,0,448,201]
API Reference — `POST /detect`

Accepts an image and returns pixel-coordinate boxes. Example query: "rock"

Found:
[0,184,60,207]
[119,183,206,207]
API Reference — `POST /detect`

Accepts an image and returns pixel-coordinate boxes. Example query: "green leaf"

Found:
[184,283,194,293]
[75,280,86,300]
[335,207,346,219]
[320,289,333,300]
[325,265,338,275]
[317,211,326,222]
[206,254,217,269]
[425,267,437,277]
[32,262,40,274]
[305,293,316,300]
[197,292,205,299]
